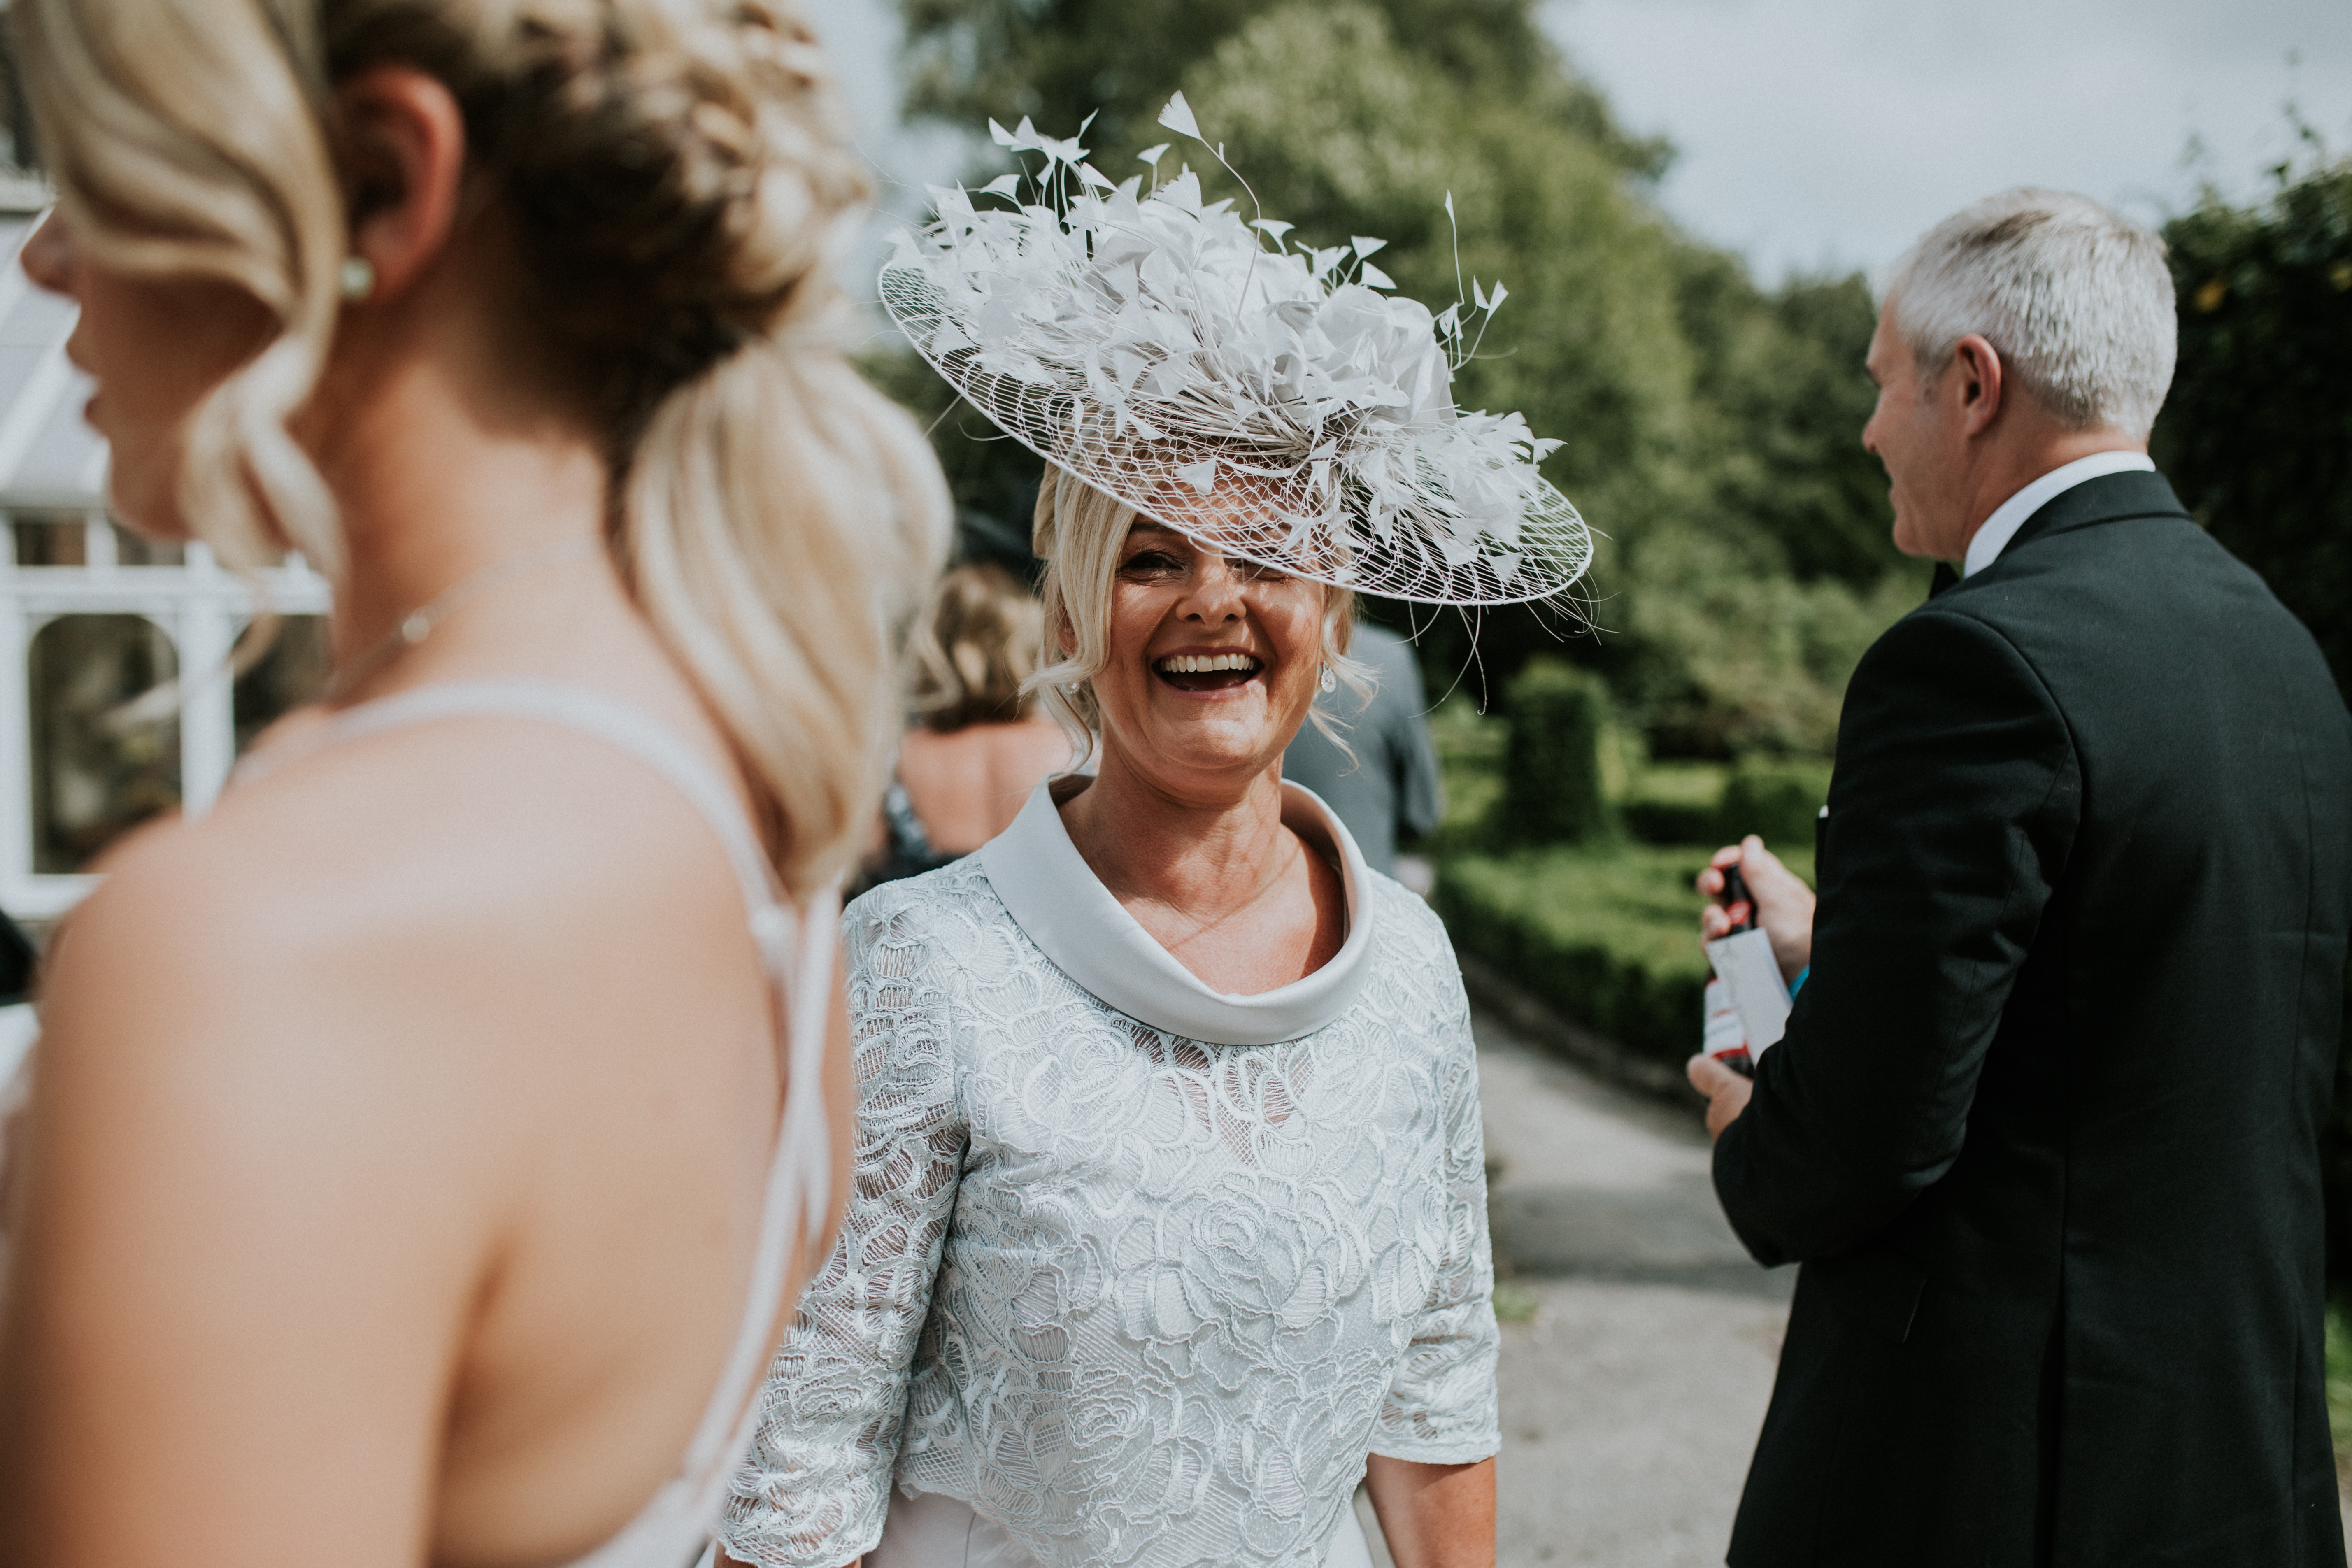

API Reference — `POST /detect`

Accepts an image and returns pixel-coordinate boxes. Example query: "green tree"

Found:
[880,0,1913,752]
[899,0,1668,184]
[2152,154,2352,1280]
[2156,158,2352,696]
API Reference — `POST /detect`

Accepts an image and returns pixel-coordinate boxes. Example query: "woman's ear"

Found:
[335,66,468,305]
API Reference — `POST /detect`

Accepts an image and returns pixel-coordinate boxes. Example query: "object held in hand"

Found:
[1704,861,1791,1075]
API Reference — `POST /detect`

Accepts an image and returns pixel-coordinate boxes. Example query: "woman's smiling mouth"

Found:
[1154,650,1262,693]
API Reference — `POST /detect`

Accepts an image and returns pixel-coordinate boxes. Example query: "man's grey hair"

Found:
[1887,189,2176,439]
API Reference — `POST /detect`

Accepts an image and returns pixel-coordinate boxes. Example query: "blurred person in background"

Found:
[860,563,1065,889]
[1687,190,2350,1568]
[0,2,946,1565]
[1281,619,1443,895]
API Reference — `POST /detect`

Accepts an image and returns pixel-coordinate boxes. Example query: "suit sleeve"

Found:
[1714,608,2082,1266]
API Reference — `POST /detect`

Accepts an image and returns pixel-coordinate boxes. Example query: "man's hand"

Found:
[1686,1054,1754,1141]
[1697,835,1816,982]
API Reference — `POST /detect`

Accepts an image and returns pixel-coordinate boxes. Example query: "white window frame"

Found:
[0,510,330,919]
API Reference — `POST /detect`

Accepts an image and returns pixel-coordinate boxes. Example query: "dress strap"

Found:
[237,679,784,919]
[236,679,835,1561]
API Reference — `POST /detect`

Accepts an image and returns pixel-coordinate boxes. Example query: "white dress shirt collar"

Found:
[979,778,1376,1045]
[1962,450,2155,578]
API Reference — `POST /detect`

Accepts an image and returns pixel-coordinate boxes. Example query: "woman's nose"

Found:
[1180,556,1247,619]
[19,212,77,297]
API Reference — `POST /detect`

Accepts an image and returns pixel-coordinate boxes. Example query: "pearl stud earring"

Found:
[340,256,376,303]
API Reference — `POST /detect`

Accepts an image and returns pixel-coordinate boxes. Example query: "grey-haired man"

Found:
[1686,190,2351,1566]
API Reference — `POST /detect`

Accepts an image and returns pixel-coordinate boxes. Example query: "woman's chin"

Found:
[1132,716,1295,781]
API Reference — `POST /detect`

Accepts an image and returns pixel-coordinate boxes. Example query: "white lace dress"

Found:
[719,780,1498,1568]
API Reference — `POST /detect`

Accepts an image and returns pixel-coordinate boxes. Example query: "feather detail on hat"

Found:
[878,98,1592,606]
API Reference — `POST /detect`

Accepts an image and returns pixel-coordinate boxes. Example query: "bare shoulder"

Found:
[42,710,746,1164]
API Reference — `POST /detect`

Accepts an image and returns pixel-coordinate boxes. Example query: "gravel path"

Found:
[1353,1014,1790,1568]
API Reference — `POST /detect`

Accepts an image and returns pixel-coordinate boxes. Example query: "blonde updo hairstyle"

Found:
[908,563,1043,733]
[11,0,950,896]
[1026,465,1370,766]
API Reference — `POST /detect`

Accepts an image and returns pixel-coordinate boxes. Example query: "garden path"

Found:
[1352,1014,1789,1567]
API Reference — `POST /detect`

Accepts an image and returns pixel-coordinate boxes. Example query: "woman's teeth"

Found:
[1156,653,1260,674]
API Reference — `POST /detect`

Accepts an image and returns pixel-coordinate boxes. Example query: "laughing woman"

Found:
[716,109,1594,1568]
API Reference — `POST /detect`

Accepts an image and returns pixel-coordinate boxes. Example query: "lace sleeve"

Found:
[719,891,970,1568]
[1372,938,1501,1464]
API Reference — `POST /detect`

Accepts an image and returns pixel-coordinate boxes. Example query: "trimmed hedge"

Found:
[1613,756,1833,851]
[1621,763,1723,846]
[1497,660,1614,845]
[1718,755,1834,849]
[1435,842,1817,1072]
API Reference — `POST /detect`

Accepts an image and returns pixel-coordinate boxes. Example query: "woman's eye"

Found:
[1121,551,1184,575]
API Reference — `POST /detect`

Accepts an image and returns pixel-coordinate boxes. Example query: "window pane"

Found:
[12,518,86,567]
[116,530,186,567]
[28,614,181,874]
[233,616,329,754]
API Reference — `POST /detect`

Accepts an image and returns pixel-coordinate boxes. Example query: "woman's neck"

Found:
[301,242,614,676]
[1057,744,1345,995]
[1059,749,1296,921]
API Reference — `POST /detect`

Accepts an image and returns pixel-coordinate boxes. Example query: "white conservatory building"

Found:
[0,191,330,924]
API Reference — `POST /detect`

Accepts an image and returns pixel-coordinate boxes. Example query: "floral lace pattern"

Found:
[720,858,1497,1568]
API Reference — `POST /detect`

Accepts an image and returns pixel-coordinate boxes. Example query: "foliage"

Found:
[1434,841,1814,1073]
[1719,754,1835,849]
[2155,159,2352,700]
[1497,660,1612,846]
[1619,763,1724,848]
[881,0,1912,754]
[899,0,1669,188]
[2154,158,2352,1284]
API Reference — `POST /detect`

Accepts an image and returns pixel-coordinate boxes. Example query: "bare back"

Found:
[0,598,851,1568]
[896,716,1070,855]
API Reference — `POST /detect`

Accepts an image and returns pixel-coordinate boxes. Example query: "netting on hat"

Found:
[875,100,1593,607]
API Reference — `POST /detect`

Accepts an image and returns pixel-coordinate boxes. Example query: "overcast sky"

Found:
[809,0,2352,286]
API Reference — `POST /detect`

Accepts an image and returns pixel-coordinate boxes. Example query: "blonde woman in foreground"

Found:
[0,2,945,1566]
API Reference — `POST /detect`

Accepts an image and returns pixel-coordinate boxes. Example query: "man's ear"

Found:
[1950,333,2006,437]
[335,66,468,305]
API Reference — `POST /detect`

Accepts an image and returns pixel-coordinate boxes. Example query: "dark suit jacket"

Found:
[1715,471,2352,1568]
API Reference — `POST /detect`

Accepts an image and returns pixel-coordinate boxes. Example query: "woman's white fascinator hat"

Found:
[878,93,1592,606]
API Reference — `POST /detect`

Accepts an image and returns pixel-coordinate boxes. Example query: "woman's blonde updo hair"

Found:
[1026,465,1369,764]
[10,0,950,896]
[908,563,1043,734]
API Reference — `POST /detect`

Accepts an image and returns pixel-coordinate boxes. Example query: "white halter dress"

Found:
[0,681,835,1568]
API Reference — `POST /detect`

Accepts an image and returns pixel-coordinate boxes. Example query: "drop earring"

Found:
[340,256,376,303]
[1319,666,1337,694]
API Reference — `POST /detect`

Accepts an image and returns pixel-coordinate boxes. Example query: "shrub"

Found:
[2158,159,2352,697]
[1621,762,1726,847]
[1717,755,1834,849]
[1496,659,1613,845]
[1435,841,1815,1070]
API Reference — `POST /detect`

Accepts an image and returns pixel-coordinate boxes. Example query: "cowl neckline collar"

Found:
[978,778,1377,1046]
